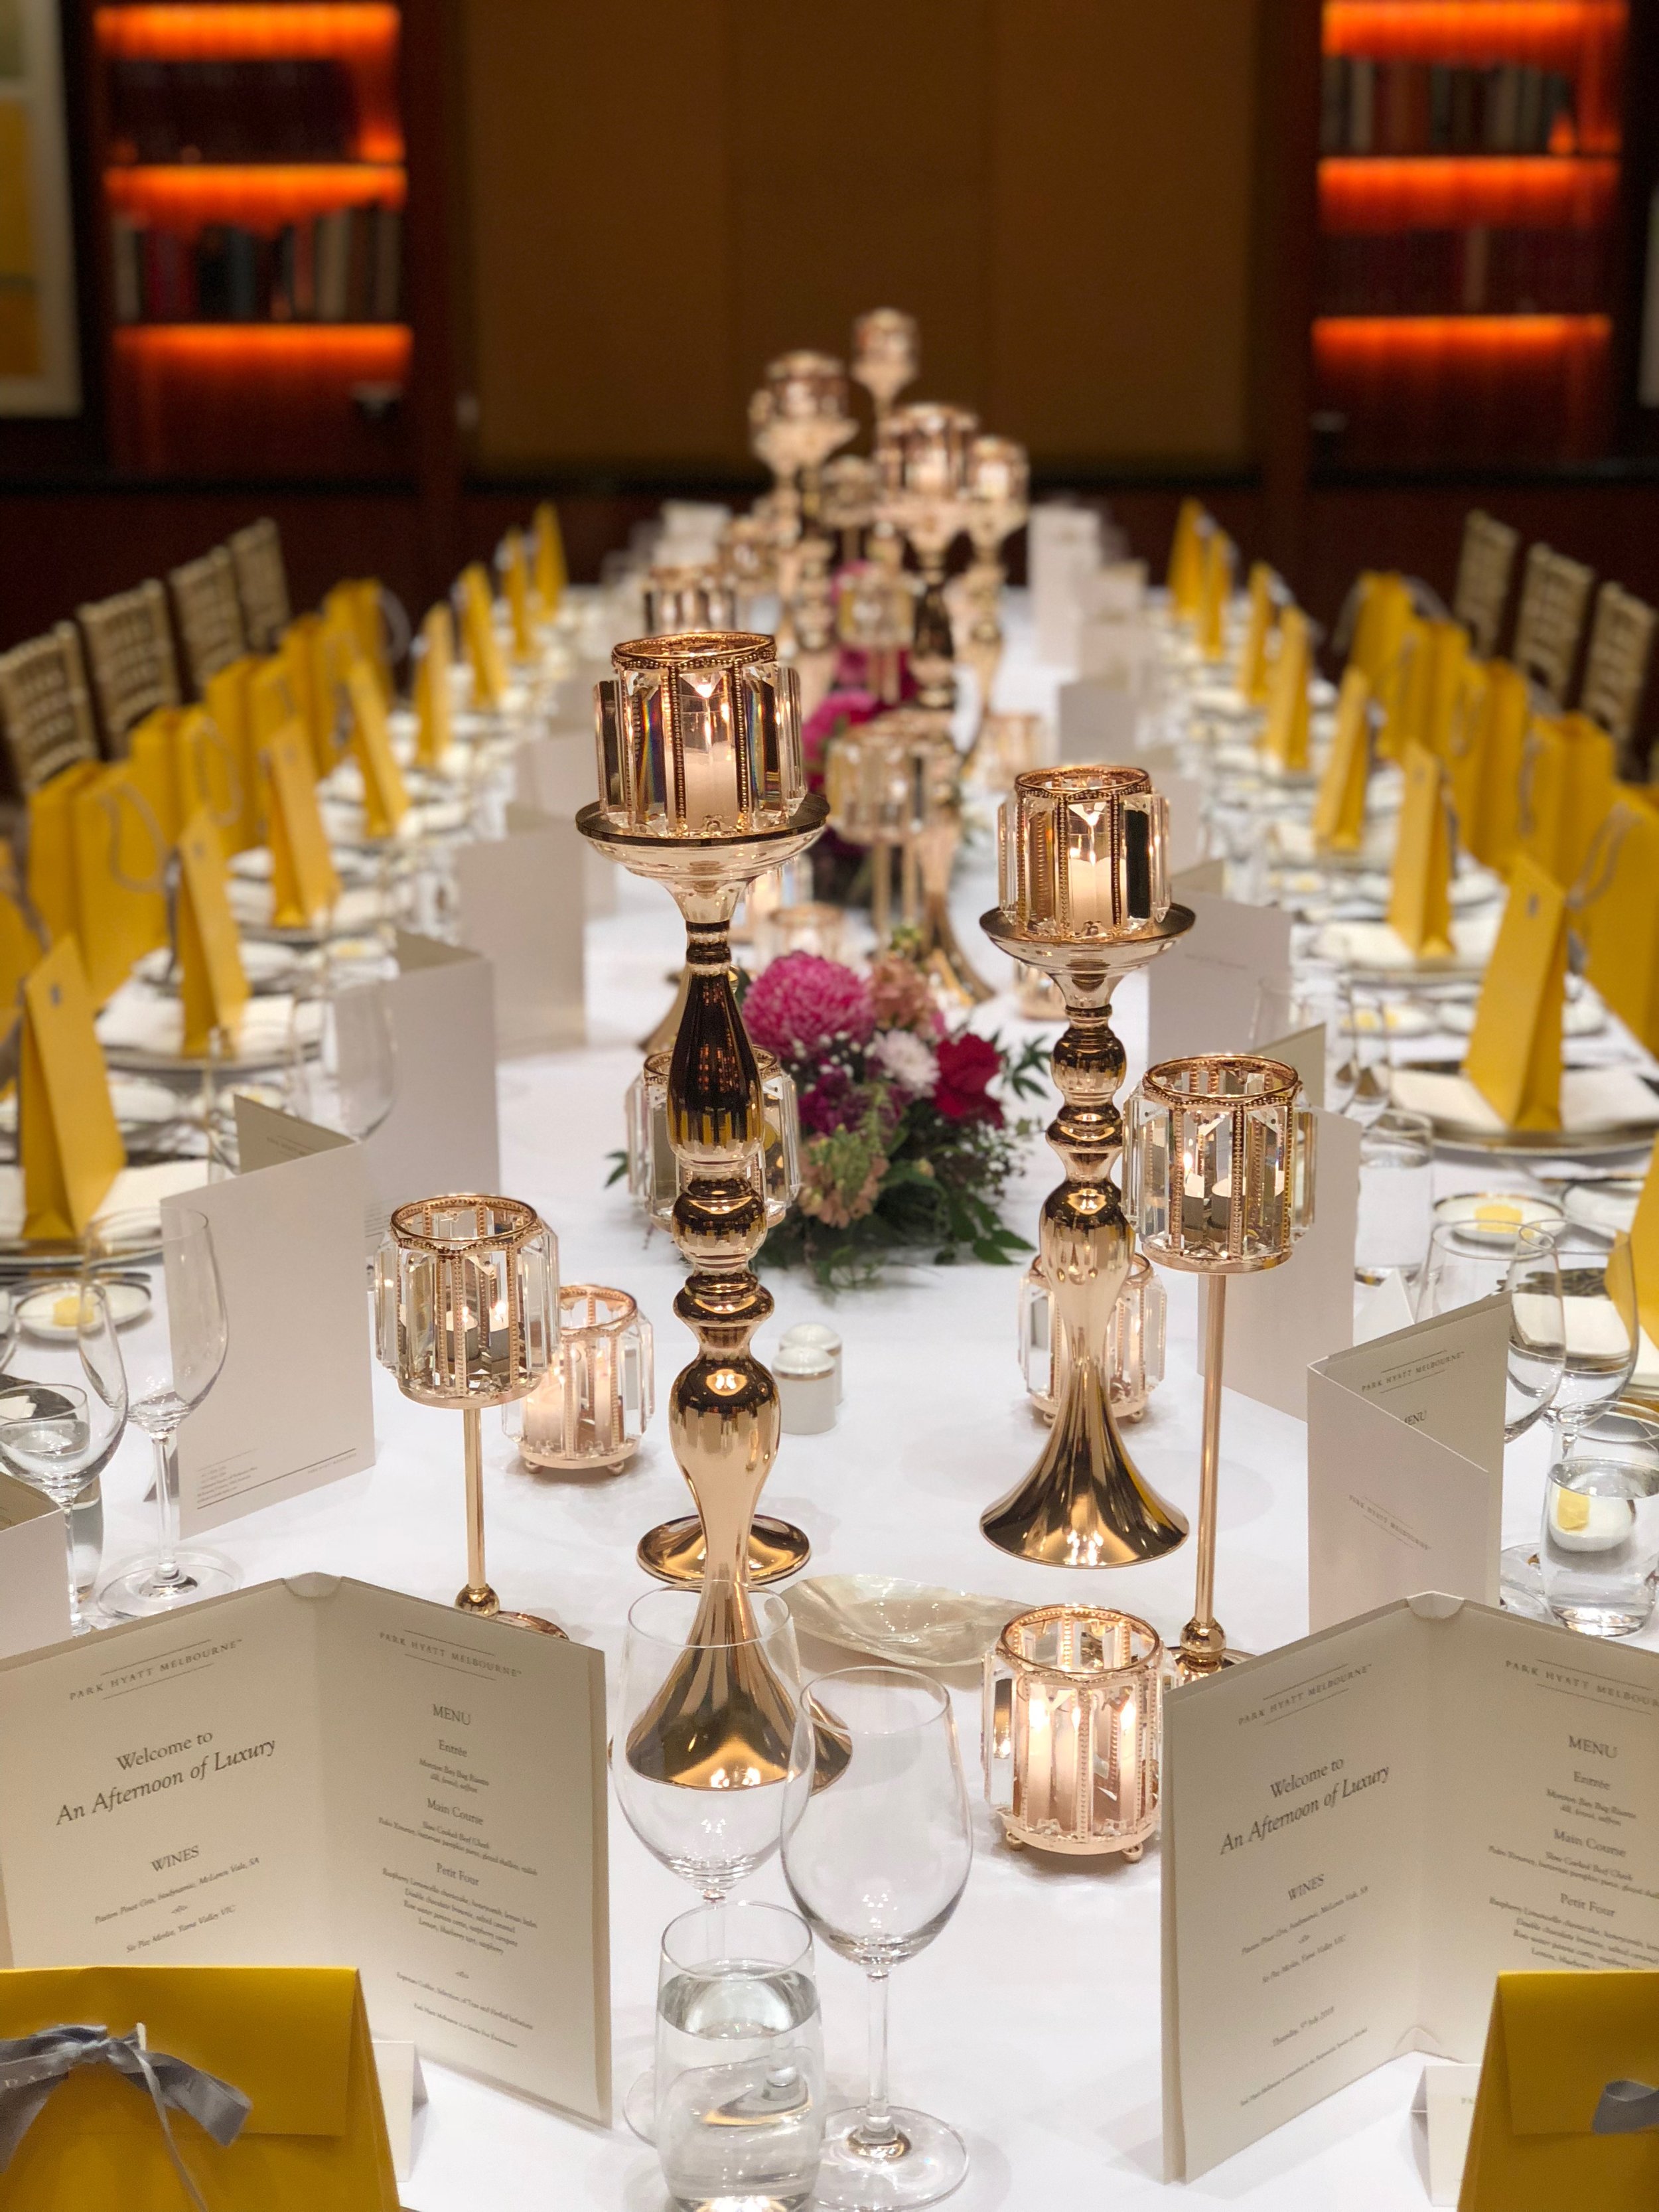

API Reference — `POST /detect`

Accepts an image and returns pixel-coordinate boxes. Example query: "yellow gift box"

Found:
[1460,1971,1659,2210]
[0,1964,398,2211]
[1578,787,1659,1055]
[1517,709,1616,893]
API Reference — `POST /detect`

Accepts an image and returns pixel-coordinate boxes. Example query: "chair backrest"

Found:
[228,517,292,654]
[168,546,248,692]
[76,579,181,755]
[1578,581,1658,753]
[1451,508,1519,660]
[0,623,101,797]
[1512,542,1595,707]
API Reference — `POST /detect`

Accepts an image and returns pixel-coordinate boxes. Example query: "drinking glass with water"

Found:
[654,1899,825,2212]
[1541,1407,1659,1638]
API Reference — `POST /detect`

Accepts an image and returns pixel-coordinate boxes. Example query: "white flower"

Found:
[869,1027,939,1095]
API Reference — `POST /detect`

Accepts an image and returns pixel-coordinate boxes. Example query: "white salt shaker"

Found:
[774,1340,837,1435]
[778,1321,843,1404]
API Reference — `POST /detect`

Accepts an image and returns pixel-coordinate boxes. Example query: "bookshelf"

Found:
[1313,0,1630,467]
[90,1,413,477]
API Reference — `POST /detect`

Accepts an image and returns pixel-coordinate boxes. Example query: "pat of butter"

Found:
[50,1293,82,1329]
[1474,1202,1522,1229]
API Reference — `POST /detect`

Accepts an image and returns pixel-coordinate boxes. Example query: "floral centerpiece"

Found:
[741,946,1046,1285]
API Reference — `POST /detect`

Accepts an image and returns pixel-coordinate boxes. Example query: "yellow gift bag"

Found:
[1445,657,1489,841]
[261,725,339,930]
[19,936,123,1240]
[1460,1971,1659,2211]
[1236,561,1278,706]
[458,562,508,711]
[534,498,567,617]
[324,579,390,706]
[1196,527,1234,664]
[70,766,170,1005]
[1516,708,1616,893]
[1465,660,1531,875]
[1259,605,1311,772]
[200,660,260,856]
[344,662,409,840]
[1167,497,1206,619]
[1463,855,1567,1131]
[1574,787,1659,1055]
[0,1964,398,2211]
[1346,572,1412,711]
[280,615,335,780]
[25,763,99,947]
[414,603,455,771]
[1313,668,1371,853]
[500,528,536,663]
[175,808,250,1057]
[1386,742,1454,958]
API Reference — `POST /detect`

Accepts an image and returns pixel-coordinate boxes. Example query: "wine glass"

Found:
[1417,1222,1566,1442]
[287,971,397,1141]
[1250,960,1358,1112]
[0,1282,127,1633]
[90,1207,233,1621]
[1546,1222,1639,1445]
[614,1587,810,2143]
[782,1666,973,2210]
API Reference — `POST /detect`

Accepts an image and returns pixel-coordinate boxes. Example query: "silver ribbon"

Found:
[1593,2077,1659,2135]
[0,2023,251,2209]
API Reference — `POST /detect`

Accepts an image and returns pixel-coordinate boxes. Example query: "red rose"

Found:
[932,1032,1003,1124]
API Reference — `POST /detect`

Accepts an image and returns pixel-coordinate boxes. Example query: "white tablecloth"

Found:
[77,606,1656,2210]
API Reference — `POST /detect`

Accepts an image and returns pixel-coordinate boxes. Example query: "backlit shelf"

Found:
[94,5,399,62]
[106,164,407,219]
[1320,153,1619,228]
[1324,1,1624,68]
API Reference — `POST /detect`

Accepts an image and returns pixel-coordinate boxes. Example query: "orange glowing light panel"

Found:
[1320,154,1617,230]
[1324,2,1623,67]
[106,164,406,224]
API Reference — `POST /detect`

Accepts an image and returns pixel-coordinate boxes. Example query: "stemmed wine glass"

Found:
[782,1666,974,2211]
[1250,960,1359,1113]
[0,1282,127,1633]
[1417,1222,1567,1441]
[90,1207,232,1621]
[1542,1222,1639,1446]
[287,970,397,1142]
[613,1586,811,2141]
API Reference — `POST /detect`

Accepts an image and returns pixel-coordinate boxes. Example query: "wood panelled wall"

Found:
[456,0,1263,473]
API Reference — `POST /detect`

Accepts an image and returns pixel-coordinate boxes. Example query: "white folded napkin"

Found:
[96,985,312,1063]
[1316,910,1502,974]
[0,1158,211,1241]
[1391,1065,1659,1137]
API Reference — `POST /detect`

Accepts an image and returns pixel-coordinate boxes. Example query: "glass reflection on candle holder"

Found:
[504,1284,654,1475]
[1019,1252,1166,1424]
[595,630,804,838]
[626,1048,801,1233]
[983,1604,1162,1858]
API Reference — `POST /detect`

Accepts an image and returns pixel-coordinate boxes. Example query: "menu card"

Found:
[0,1576,611,2122]
[1162,1593,1659,2181]
[0,1469,70,1659]
[1307,1299,1508,1627]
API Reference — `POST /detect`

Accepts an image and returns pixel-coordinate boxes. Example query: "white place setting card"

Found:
[362,932,501,1248]
[453,802,587,1057]
[1147,890,1293,1064]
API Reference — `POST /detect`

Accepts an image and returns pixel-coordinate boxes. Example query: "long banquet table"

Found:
[77,605,1659,2209]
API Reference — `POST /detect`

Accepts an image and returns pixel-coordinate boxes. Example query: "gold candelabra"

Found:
[978,768,1194,1568]
[851,307,919,433]
[875,400,977,717]
[960,434,1030,771]
[1127,1055,1315,1676]
[374,1194,563,1632]
[579,631,827,1603]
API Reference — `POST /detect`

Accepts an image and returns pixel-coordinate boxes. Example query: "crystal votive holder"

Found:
[754,900,847,969]
[595,630,804,836]
[1127,1055,1314,1272]
[996,765,1171,940]
[374,1195,557,1407]
[504,1284,654,1473]
[626,1048,801,1232]
[643,565,738,634]
[1019,1253,1166,1424]
[984,1604,1163,1858]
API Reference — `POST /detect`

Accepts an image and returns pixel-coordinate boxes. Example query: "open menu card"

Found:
[1306,1297,1508,1627]
[0,1576,611,2123]
[1161,1593,1659,2181]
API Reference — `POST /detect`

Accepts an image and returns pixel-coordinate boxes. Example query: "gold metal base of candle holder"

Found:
[458,1404,567,1637]
[977,910,1194,1569]
[636,1511,810,1589]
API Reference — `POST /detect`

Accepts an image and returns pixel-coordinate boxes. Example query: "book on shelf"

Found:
[1318,224,1612,319]
[107,57,358,165]
[1320,56,1579,157]
[109,204,403,325]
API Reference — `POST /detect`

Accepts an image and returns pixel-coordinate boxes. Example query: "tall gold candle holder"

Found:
[820,451,877,565]
[645,565,739,634]
[977,767,1194,1567]
[374,1194,563,1633]
[761,350,856,526]
[879,705,994,1005]
[834,550,915,707]
[960,435,1030,766]
[1126,1055,1316,1677]
[579,630,827,1604]
[851,307,919,431]
[875,400,977,716]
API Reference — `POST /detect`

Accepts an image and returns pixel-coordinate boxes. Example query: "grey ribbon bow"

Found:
[0,2024,250,2210]
[1594,2078,1659,2136]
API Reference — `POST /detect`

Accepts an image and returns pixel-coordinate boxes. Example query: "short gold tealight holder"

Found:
[374,1194,563,1633]
[983,1603,1162,1858]
[1126,1055,1316,1677]
[978,767,1194,1567]
[504,1284,654,1475]
[579,630,827,1599]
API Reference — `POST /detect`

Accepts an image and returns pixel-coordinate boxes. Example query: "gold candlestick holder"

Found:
[645,565,739,634]
[978,767,1194,1567]
[875,400,977,716]
[374,1194,563,1633]
[881,706,995,1006]
[960,435,1029,769]
[834,548,916,707]
[820,451,877,565]
[1127,1055,1316,1678]
[579,630,827,1603]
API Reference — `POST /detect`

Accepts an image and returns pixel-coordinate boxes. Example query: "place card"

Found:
[1147,891,1293,1063]
[1307,1297,1508,1627]
[0,1574,611,2122]
[171,1104,374,1539]
[1415,2062,1481,2206]
[0,1469,72,1659]
[453,804,585,1059]
[360,933,500,1248]
[1197,1105,1361,1420]
[513,736,616,915]
[1161,1593,1659,2181]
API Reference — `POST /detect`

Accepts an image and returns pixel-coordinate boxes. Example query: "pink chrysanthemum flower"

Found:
[745,952,875,1060]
